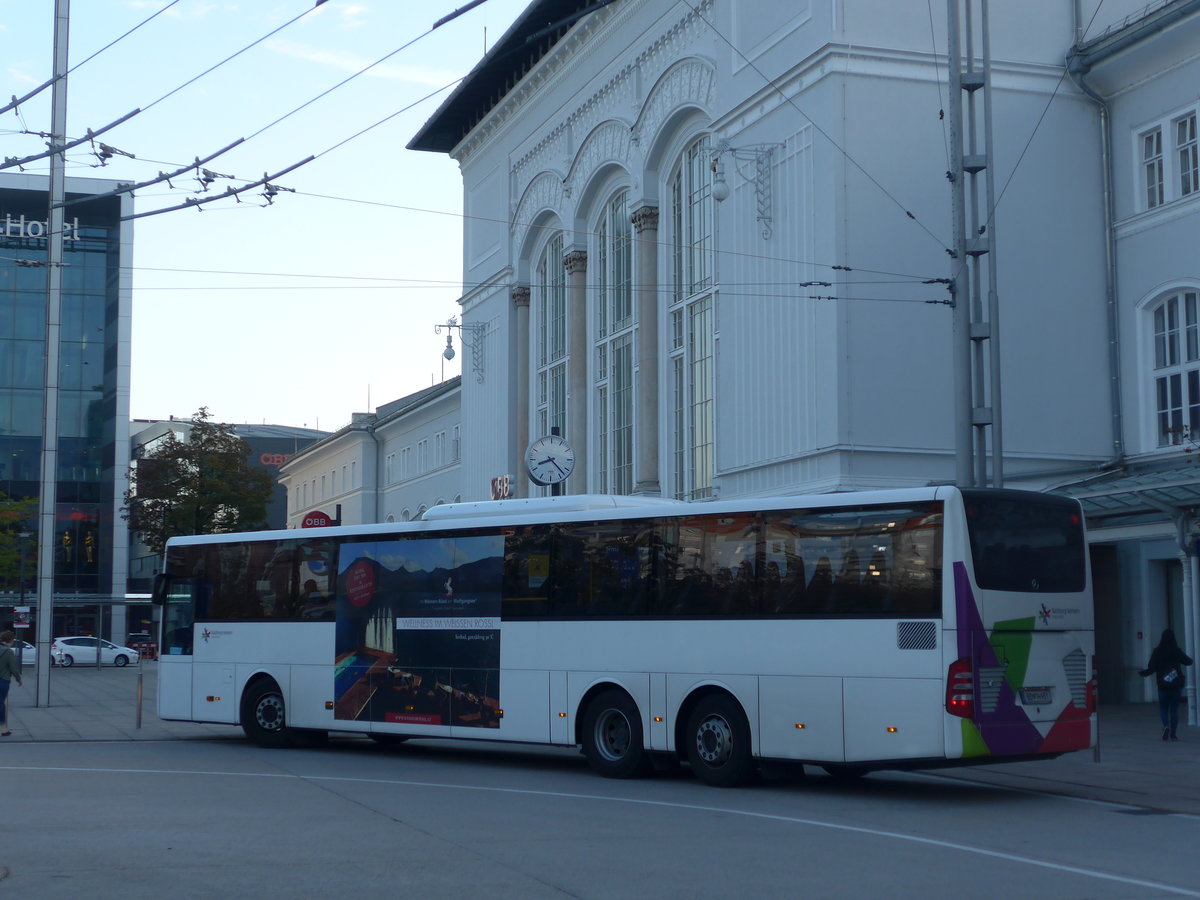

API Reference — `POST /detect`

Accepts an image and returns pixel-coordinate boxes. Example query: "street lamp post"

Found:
[17,531,31,668]
[18,531,30,606]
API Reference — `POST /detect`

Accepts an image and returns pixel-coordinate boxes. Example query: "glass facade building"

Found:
[0,174,131,611]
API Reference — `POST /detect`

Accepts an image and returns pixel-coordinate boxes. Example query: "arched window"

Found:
[1151,289,1200,446]
[594,189,634,494]
[669,135,715,499]
[535,233,567,439]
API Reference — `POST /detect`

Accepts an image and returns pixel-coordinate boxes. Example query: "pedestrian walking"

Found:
[1139,628,1194,741]
[0,629,24,737]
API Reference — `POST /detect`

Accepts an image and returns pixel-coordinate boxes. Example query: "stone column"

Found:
[564,249,588,492]
[631,205,661,495]
[511,285,530,498]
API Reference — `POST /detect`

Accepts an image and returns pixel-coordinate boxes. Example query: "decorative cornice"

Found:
[504,1,715,199]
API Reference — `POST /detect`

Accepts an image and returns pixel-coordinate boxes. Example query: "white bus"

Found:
[153,487,1095,786]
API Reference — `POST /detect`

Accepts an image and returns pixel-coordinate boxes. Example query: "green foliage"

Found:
[0,492,38,593]
[123,407,274,556]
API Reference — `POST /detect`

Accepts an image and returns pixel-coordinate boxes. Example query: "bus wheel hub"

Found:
[696,716,732,764]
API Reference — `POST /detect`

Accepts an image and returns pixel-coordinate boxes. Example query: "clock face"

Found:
[526,435,575,486]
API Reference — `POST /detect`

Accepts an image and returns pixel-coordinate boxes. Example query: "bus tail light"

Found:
[946,657,974,718]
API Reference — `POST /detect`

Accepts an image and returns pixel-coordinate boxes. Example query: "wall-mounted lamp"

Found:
[435,315,487,383]
[710,141,782,239]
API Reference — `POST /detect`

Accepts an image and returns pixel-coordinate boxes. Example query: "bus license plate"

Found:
[1020,686,1053,705]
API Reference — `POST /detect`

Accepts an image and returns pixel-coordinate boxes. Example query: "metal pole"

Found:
[947,0,974,486]
[36,0,70,707]
[136,660,143,729]
[981,0,1003,487]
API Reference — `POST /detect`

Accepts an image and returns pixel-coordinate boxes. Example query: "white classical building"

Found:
[410,0,1118,504]
[397,0,1200,705]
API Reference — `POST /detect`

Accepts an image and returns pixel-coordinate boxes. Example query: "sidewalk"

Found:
[2,661,241,743]
[3,664,1197,814]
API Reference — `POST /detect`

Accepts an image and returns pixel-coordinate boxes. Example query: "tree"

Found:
[124,408,274,556]
[0,493,38,594]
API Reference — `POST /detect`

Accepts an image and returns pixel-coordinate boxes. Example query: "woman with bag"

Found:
[0,629,24,737]
[1139,628,1194,741]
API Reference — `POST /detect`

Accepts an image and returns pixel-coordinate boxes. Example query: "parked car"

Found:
[16,640,36,666]
[50,637,140,668]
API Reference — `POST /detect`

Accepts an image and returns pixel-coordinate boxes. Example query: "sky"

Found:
[1,0,532,432]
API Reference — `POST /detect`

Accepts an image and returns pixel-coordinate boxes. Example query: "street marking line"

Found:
[2,763,1197,897]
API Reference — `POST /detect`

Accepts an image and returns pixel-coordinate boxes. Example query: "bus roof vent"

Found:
[419,494,685,523]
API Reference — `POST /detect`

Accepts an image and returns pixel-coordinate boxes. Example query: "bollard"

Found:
[136,665,143,729]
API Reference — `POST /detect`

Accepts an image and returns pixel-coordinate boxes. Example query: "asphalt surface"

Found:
[3,661,1198,815]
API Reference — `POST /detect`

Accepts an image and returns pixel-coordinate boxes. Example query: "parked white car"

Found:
[16,640,36,666]
[51,637,140,668]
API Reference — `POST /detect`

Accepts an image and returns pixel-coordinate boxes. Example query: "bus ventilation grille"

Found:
[896,620,937,650]
[978,666,1006,713]
[1063,648,1088,708]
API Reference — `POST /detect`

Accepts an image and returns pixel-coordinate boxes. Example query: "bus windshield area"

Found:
[961,490,1086,593]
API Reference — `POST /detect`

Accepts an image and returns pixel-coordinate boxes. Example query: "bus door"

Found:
[153,576,202,720]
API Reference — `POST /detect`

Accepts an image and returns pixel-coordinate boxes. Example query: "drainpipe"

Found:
[366,423,380,523]
[1065,51,1123,463]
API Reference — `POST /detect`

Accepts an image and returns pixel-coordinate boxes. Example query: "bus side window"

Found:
[502,527,554,619]
[862,549,889,611]
[553,527,586,618]
[807,557,834,612]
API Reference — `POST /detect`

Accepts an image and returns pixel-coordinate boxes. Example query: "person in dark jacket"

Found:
[0,630,24,737]
[1139,628,1194,741]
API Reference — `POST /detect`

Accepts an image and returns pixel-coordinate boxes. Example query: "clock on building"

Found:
[525,434,575,486]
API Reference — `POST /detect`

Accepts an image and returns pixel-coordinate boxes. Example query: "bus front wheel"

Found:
[581,689,652,779]
[242,680,294,748]
[685,694,755,787]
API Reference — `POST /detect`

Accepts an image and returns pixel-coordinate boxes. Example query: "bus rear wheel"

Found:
[581,689,652,779]
[685,694,755,787]
[242,680,295,748]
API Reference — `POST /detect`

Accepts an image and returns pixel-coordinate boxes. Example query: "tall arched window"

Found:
[594,189,634,494]
[669,135,715,499]
[1152,289,1200,446]
[535,233,567,438]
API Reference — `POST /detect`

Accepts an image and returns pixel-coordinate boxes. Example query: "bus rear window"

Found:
[962,491,1085,593]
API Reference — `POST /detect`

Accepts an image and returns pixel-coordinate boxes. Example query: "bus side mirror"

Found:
[151,574,168,605]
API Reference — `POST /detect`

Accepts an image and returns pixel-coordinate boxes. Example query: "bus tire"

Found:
[581,689,652,779]
[684,694,755,787]
[242,680,295,748]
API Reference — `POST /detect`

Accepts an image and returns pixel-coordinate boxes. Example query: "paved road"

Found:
[2,722,1199,898]
[4,665,1200,898]
[4,662,1199,815]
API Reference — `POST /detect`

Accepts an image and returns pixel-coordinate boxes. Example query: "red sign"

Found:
[345,559,376,608]
[302,511,333,528]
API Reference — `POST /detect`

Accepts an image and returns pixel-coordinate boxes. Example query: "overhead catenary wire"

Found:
[2,3,319,175]
[54,12,471,216]
[4,2,950,301]
[0,0,183,118]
